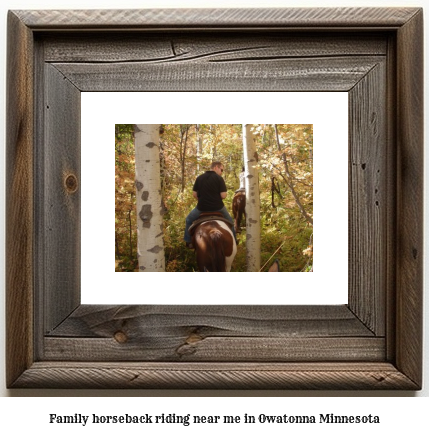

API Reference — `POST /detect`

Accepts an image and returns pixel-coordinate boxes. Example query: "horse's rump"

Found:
[189,212,233,236]
[192,220,236,272]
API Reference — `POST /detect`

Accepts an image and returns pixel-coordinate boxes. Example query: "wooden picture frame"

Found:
[6,7,423,389]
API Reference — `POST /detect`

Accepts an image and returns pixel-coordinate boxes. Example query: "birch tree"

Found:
[134,124,165,271]
[243,124,261,271]
[179,125,190,192]
[195,124,202,174]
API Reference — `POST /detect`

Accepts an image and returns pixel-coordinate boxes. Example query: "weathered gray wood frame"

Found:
[6,8,423,390]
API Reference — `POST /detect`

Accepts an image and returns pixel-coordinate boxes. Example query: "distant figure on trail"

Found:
[232,166,246,234]
[184,161,236,249]
[236,166,246,193]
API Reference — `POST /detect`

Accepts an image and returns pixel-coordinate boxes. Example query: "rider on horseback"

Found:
[184,161,236,249]
[232,166,246,234]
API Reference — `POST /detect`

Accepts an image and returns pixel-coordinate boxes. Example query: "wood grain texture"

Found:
[13,8,421,29]
[11,362,419,390]
[43,64,81,333]
[47,305,374,338]
[395,9,424,388]
[348,61,386,335]
[44,305,380,362]
[42,33,388,63]
[43,337,385,362]
[5,11,34,388]
[384,33,399,364]
[6,7,423,390]
[52,56,384,92]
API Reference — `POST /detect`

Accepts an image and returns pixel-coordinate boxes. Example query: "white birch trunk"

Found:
[196,124,202,174]
[134,124,165,271]
[243,124,261,271]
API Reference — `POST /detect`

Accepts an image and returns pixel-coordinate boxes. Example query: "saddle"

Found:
[188,212,234,236]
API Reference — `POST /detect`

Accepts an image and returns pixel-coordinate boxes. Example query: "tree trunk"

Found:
[243,124,261,271]
[134,124,165,271]
[196,124,202,174]
[179,125,189,192]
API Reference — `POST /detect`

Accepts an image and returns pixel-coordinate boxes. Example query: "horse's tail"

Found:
[209,229,226,272]
[232,192,245,233]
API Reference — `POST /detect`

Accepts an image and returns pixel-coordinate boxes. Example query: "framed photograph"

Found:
[6,7,423,389]
[84,92,347,305]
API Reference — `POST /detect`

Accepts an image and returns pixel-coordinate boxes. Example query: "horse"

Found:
[232,190,246,234]
[189,213,237,272]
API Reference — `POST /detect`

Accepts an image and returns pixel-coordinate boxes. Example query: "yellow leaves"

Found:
[251,124,266,134]
[115,170,134,185]
[116,152,135,165]
[284,199,297,209]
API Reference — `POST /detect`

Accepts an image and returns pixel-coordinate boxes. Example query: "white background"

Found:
[0,0,428,429]
[81,92,348,305]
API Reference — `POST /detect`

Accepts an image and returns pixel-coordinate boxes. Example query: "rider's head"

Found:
[211,161,224,176]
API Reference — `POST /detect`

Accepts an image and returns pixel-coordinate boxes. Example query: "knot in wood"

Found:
[114,331,128,343]
[64,174,78,193]
[186,333,203,344]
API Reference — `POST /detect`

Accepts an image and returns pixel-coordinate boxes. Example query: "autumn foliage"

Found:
[115,124,313,272]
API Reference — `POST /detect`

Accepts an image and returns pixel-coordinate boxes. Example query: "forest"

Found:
[115,124,313,272]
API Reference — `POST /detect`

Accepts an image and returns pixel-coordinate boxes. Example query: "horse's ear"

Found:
[268,260,280,272]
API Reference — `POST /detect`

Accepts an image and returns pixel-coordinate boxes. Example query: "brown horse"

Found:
[232,191,246,234]
[190,217,237,272]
